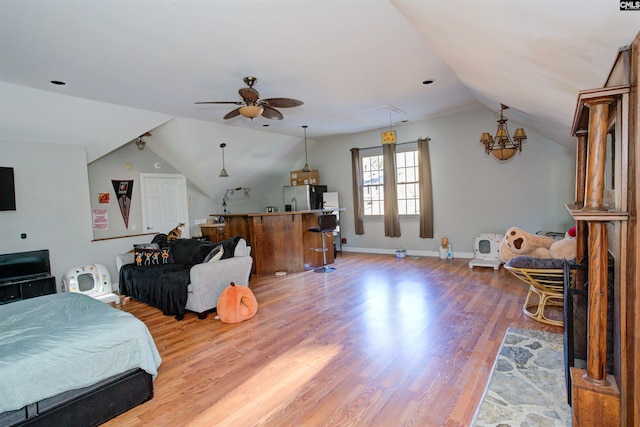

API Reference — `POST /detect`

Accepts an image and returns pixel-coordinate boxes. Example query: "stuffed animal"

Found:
[216,282,258,324]
[549,226,577,260]
[499,227,556,262]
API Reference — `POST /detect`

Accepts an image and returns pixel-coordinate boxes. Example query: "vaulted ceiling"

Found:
[0,1,637,166]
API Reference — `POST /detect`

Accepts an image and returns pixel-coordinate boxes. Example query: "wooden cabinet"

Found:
[199,224,226,243]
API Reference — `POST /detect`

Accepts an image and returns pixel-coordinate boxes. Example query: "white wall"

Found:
[1,139,216,291]
[1,140,96,289]
[296,108,576,258]
[88,140,215,239]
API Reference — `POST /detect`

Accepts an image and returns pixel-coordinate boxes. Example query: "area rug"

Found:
[472,327,571,426]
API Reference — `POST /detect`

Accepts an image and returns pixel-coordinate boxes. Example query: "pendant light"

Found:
[301,125,312,172]
[219,143,229,177]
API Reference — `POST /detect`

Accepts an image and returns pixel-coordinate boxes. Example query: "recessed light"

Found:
[422,79,434,85]
[50,80,66,85]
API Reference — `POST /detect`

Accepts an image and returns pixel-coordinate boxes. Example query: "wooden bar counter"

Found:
[212,210,337,274]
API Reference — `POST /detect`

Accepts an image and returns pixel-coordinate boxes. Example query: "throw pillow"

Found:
[203,245,224,263]
[134,243,160,266]
[505,256,567,269]
[217,235,244,259]
[158,246,174,264]
[170,239,217,265]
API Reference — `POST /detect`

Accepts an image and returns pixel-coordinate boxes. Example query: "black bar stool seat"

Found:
[308,214,337,273]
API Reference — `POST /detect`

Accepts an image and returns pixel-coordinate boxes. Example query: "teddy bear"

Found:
[549,226,577,260]
[499,227,556,262]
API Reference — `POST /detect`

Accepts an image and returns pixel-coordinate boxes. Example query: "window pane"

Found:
[407,199,417,215]
[405,152,416,167]
[397,184,406,199]
[397,167,406,183]
[406,183,417,199]
[406,168,416,183]
[374,170,382,185]
[398,200,407,215]
[363,157,371,171]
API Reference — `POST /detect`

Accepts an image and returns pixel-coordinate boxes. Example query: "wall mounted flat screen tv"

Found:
[0,167,16,211]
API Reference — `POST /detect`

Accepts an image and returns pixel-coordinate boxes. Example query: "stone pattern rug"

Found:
[473,327,571,426]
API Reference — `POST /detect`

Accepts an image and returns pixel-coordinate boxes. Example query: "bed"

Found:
[0,292,162,426]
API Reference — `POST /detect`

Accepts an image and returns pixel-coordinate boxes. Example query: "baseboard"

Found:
[340,246,474,259]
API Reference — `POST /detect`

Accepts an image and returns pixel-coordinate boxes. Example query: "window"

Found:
[361,149,420,216]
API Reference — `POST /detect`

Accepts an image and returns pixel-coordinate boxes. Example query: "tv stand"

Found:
[0,275,56,304]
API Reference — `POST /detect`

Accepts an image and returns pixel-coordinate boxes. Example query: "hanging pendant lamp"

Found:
[219,143,229,177]
[301,125,312,172]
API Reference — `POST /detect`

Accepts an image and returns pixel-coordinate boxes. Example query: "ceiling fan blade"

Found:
[261,98,304,108]
[195,101,244,105]
[262,106,284,120]
[223,108,242,120]
[239,87,259,103]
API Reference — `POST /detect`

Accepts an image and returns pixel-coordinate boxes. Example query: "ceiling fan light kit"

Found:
[196,76,303,122]
[239,105,264,119]
[480,104,527,161]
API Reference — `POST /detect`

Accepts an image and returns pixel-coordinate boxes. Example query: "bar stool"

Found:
[308,214,337,273]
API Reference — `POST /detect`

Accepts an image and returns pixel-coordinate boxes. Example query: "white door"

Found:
[140,173,190,238]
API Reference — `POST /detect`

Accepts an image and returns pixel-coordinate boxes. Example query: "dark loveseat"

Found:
[117,235,252,320]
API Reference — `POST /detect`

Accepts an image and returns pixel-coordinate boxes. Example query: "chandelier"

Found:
[479,104,527,161]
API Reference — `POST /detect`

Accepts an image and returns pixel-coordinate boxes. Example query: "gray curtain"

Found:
[418,138,434,238]
[383,143,401,237]
[350,148,364,235]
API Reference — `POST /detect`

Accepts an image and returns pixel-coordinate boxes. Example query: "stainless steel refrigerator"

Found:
[283,185,327,211]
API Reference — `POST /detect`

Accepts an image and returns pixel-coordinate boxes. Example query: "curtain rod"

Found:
[350,137,430,152]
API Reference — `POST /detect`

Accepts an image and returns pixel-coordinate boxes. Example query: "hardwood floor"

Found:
[105,252,561,427]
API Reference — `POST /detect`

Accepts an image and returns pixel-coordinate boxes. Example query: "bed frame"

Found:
[0,368,153,427]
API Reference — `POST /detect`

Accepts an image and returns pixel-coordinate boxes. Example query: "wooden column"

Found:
[586,222,609,383]
[582,98,614,211]
[580,97,614,384]
[574,130,588,287]
[575,130,588,206]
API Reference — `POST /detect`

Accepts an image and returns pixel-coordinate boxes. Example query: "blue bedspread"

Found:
[0,292,162,413]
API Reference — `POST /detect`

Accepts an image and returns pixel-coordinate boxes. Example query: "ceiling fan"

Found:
[195,76,303,120]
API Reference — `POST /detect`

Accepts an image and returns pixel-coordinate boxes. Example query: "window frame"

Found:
[360,144,420,217]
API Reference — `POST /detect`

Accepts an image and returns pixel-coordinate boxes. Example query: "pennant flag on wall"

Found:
[112,180,134,229]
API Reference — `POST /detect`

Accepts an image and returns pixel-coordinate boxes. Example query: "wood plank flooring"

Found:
[105,252,561,427]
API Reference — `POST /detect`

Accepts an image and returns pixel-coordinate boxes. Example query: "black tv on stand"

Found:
[0,249,56,304]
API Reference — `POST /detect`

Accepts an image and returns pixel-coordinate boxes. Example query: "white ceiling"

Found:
[1,0,636,155]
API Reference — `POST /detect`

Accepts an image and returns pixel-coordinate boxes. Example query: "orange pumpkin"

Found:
[216,282,258,323]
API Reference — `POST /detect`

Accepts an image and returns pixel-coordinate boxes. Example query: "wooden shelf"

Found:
[566,203,629,222]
